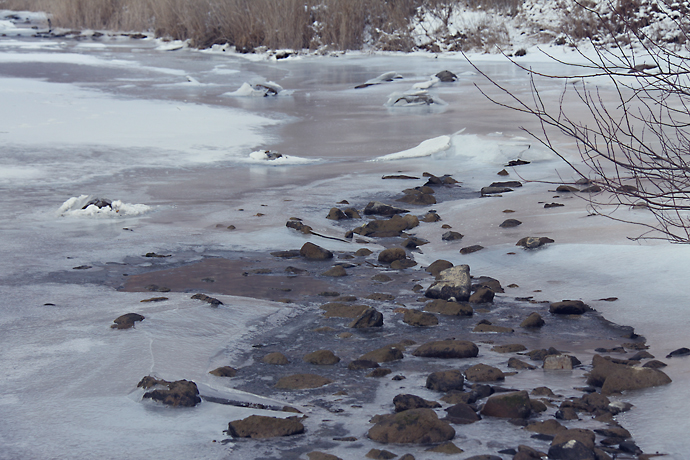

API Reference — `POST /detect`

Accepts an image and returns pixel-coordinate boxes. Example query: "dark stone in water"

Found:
[191,293,223,306]
[666,347,690,358]
[138,376,201,407]
[82,198,111,209]
[111,312,145,329]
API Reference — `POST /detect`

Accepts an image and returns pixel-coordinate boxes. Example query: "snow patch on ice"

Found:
[57,195,152,218]
[372,135,452,161]
[223,81,293,97]
[246,150,319,165]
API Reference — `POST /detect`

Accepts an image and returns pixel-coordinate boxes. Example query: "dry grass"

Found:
[1,0,520,51]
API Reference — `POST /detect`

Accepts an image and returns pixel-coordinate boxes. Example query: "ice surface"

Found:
[1,32,689,459]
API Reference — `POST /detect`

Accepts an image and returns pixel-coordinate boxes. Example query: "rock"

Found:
[436,70,458,82]
[424,299,473,316]
[544,202,565,208]
[360,345,404,363]
[356,248,373,256]
[326,208,348,220]
[286,220,313,234]
[581,185,602,193]
[473,323,514,333]
[666,347,690,358]
[480,391,531,419]
[391,259,417,269]
[426,442,464,453]
[191,293,223,306]
[421,211,441,222]
[367,408,455,444]
[304,350,340,365]
[368,368,393,378]
[308,452,342,460]
[413,340,479,359]
[138,376,201,407]
[367,293,395,301]
[469,287,495,303]
[520,312,545,328]
[544,355,575,370]
[348,307,384,328]
[402,236,428,248]
[398,190,437,206]
[506,159,530,166]
[481,186,513,195]
[111,313,145,329]
[355,215,417,237]
[365,449,397,459]
[499,218,522,228]
[272,249,302,258]
[465,364,505,382]
[426,370,465,392]
[550,300,590,315]
[425,265,471,301]
[555,407,579,420]
[460,245,484,254]
[526,419,566,435]
[516,237,554,249]
[364,201,409,216]
[300,242,333,260]
[643,360,667,369]
[403,309,439,327]
[274,374,333,389]
[398,455,415,460]
[426,259,454,276]
[393,394,441,412]
[548,429,596,459]
[508,357,536,370]
[378,247,407,263]
[556,185,580,192]
[464,455,503,460]
[588,354,672,395]
[443,403,480,424]
[372,273,392,282]
[629,350,655,361]
[348,359,380,370]
[262,352,289,365]
[472,276,504,293]
[442,231,464,241]
[343,207,361,219]
[321,302,370,318]
[491,344,527,353]
[209,366,237,377]
[226,415,304,438]
[321,265,347,277]
[82,197,112,209]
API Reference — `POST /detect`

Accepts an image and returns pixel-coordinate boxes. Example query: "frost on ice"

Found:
[372,135,452,161]
[57,195,152,217]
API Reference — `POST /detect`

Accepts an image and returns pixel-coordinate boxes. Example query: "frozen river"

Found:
[1,11,690,460]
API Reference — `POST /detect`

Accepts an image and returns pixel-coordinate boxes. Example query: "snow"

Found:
[57,195,152,218]
[372,134,452,161]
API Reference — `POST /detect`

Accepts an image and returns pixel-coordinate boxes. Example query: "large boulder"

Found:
[368,408,455,444]
[480,391,531,419]
[137,376,201,407]
[393,394,441,412]
[275,373,333,389]
[413,340,479,359]
[300,242,333,260]
[423,299,473,316]
[425,265,471,301]
[226,415,304,438]
[426,370,465,392]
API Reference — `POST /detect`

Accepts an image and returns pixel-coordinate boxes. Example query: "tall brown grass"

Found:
[1,0,437,50]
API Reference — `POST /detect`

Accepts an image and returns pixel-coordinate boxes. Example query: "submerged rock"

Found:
[275,373,333,390]
[368,408,455,444]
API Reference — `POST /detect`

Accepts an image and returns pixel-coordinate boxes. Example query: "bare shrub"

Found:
[471,4,690,242]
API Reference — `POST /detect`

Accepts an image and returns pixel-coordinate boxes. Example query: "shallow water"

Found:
[1,13,690,460]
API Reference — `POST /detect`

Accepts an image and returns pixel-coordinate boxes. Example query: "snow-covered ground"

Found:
[1,9,690,460]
